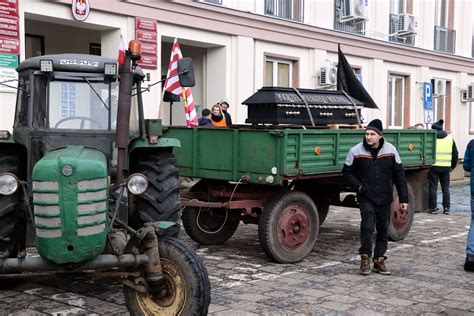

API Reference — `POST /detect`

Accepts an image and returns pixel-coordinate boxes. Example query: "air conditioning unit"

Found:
[396,13,416,36]
[319,66,337,86]
[340,0,367,23]
[431,78,446,96]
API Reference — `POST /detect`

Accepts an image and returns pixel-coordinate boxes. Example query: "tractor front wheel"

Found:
[123,238,211,316]
[130,152,180,238]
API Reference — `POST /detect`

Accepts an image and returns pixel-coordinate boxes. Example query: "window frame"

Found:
[264,0,304,22]
[263,53,299,88]
[388,74,406,129]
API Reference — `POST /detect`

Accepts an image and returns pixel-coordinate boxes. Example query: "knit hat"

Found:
[366,119,383,135]
[219,98,230,107]
[431,119,444,131]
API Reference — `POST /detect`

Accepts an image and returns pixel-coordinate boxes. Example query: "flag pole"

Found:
[182,89,189,127]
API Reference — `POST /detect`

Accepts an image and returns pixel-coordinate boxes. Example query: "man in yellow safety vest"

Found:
[428,119,458,215]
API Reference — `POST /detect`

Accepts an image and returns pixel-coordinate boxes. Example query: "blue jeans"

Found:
[467,196,474,255]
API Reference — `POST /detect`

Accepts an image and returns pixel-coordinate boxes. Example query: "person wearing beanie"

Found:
[343,119,408,276]
[219,98,233,126]
[428,119,458,215]
[463,138,474,271]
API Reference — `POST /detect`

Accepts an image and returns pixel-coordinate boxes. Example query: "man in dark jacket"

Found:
[428,119,458,215]
[219,99,233,126]
[198,108,213,127]
[343,119,409,275]
[463,139,474,271]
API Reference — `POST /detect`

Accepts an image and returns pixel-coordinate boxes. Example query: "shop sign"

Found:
[136,29,157,43]
[71,0,90,21]
[0,66,17,93]
[136,17,156,32]
[0,53,17,68]
[0,0,18,18]
[0,36,18,54]
[0,15,18,38]
[141,42,157,56]
[137,55,157,70]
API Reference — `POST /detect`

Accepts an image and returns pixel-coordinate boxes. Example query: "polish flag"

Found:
[118,35,125,65]
[163,38,198,128]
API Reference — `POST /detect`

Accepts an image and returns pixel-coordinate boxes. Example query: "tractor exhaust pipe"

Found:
[0,254,149,274]
[116,40,141,184]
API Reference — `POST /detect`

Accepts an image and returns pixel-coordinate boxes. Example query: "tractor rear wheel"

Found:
[123,238,211,316]
[0,150,21,259]
[130,152,180,238]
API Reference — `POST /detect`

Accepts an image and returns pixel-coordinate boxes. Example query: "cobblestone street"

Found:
[1,184,473,315]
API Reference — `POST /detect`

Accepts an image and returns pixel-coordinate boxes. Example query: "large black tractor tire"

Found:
[258,190,319,263]
[316,198,330,226]
[182,206,239,245]
[388,183,415,241]
[0,151,21,259]
[130,153,180,238]
[123,238,211,316]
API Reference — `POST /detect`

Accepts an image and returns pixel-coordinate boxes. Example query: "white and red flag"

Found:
[118,34,125,65]
[163,38,198,127]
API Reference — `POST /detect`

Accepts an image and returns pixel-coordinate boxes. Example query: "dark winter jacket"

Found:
[343,137,409,206]
[198,117,213,127]
[463,139,474,194]
[223,110,232,126]
[431,130,458,172]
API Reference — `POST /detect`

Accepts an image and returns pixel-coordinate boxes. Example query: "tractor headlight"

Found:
[40,59,53,72]
[127,173,148,195]
[0,173,18,195]
[104,63,117,76]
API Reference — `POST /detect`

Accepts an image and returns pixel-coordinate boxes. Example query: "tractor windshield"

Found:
[48,78,118,130]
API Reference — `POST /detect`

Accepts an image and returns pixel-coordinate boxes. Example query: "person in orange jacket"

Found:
[211,104,227,127]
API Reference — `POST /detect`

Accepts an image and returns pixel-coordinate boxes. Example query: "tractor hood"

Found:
[32,146,109,264]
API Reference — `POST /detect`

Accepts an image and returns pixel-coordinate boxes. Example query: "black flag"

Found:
[337,45,379,109]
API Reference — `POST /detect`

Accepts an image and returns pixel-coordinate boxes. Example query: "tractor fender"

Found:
[128,137,181,155]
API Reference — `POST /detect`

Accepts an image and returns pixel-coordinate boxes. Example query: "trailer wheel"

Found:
[182,206,239,245]
[0,151,21,259]
[130,153,180,238]
[388,183,415,241]
[258,191,319,263]
[123,238,210,316]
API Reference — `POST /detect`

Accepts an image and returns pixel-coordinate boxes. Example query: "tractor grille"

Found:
[33,181,62,238]
[33,178,108,238]
[77,178,108,237]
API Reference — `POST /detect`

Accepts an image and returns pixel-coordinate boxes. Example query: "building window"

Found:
[388,75,405,128]
[89,43,101,56]
[388,0,415,46]
[470,102,474,134]
[432,79,447,123]
[265,58,292,87]
[434,0,455,53]
[265,0,304,22]
[334,0,366,34]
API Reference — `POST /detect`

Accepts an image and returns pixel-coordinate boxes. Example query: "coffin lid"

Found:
[242,87,365,107]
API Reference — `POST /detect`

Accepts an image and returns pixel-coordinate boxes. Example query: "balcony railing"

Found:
[434,26,455,54]
[264,0,304,22]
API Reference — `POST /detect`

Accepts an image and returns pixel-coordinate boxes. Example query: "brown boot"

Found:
[360,254,371,275]
[372,257,391,275]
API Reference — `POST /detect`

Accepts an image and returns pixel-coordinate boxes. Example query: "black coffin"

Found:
[242,87,364,125]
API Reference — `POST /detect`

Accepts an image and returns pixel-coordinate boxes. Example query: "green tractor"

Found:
[0,40,210,315]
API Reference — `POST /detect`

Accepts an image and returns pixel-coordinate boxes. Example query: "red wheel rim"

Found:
[391,194,409,229]
[277,204,311,252]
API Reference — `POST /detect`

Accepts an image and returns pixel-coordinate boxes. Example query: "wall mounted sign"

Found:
[0,0,18,17]
[135,17,157,70]
[72,0,90,21]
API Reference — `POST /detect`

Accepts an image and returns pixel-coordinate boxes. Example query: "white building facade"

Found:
[1,0,474,151]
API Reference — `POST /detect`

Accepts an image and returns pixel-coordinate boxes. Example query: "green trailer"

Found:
[163,126,436,263]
